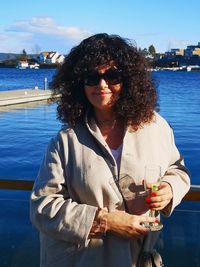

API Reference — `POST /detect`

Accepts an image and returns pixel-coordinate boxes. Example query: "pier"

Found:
[0,89,53,107]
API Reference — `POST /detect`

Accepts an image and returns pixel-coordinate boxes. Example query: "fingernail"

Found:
[151,192,157,197]
[145,197,151,203]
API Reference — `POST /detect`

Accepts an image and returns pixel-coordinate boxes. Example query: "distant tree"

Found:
[141,48,149,57]
[148,45,156,58]
[22,49,27,56]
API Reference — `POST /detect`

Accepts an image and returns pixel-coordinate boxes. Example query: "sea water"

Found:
[0,68,199,185]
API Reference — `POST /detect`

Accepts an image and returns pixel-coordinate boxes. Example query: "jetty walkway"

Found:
[0,89,53,106]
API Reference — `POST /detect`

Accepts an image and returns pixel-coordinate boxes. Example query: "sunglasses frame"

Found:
[84,68,122,86]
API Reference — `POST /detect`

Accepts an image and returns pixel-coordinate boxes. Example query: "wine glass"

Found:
[144,164,163,231]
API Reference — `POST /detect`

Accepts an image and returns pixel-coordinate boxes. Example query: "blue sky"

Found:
[1,0,200,54]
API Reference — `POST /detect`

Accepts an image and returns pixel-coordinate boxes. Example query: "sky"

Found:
[1,0,200,54]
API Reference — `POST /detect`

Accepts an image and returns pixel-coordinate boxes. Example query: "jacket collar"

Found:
[84,111,137,181]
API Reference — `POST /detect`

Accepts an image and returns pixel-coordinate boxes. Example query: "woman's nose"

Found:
[98,78,107,87]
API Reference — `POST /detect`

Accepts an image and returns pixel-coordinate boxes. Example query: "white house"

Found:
[39,52,65,64]
[56,54,65,64]
[46,52,59,63]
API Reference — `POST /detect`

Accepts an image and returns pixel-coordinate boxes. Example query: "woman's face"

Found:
[84,64,123,113]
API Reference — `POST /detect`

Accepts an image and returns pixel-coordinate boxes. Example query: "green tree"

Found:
[148,45,156,57]
[143,48,149,57]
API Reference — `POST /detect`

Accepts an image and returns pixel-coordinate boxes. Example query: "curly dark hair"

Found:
[50,33,159,130]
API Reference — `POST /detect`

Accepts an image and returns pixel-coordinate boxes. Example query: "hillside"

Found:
[0,53,19,61]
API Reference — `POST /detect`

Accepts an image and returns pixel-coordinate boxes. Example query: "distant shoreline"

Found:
[1,64,200,72]
[0,63,58,69]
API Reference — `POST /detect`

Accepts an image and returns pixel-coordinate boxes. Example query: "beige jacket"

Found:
[30,112,190,267]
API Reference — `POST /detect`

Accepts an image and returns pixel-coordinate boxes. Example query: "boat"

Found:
[29,63,40,69]
[16,61,40,69]
[16,61,29,69]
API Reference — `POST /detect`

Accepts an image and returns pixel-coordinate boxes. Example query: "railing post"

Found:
[44,77,47,90]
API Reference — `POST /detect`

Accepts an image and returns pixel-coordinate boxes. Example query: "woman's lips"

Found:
[94,91,111,95]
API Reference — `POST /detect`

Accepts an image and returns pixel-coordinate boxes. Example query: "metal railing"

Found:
[0,179,199,201]
[0,178,199,267]
[0,179,33,191]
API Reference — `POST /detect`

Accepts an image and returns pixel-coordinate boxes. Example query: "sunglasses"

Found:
[84,68,122,86]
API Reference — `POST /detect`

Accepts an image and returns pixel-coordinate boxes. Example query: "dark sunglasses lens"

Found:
[84,69,122,86]
[105,69,122,84]
[84,72,99,86]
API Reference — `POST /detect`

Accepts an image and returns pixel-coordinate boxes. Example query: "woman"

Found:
[30,33,190,267]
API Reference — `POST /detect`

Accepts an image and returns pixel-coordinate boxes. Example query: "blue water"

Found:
[155,71,200,185]
[0,67,55,91]
[0,68,199,185]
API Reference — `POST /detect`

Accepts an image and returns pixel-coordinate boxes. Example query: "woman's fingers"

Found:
[106,211,158,239]
[145,182,173,210]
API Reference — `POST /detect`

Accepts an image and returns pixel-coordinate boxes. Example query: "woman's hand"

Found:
[146,182,173,211]
[105,210,157,239]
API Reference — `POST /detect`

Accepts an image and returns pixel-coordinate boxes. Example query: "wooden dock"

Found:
[0,89,53,106]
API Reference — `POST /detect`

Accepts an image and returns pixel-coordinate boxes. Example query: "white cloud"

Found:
[0,16,92,53]
[7,16,92,41]
[7,17,57,33]
[0,32,33,53]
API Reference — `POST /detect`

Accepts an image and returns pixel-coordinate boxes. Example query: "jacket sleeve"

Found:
[30,135,97,245]
[161,126,191,216]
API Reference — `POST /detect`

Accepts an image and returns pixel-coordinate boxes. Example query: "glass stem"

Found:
[150,209,155,218]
